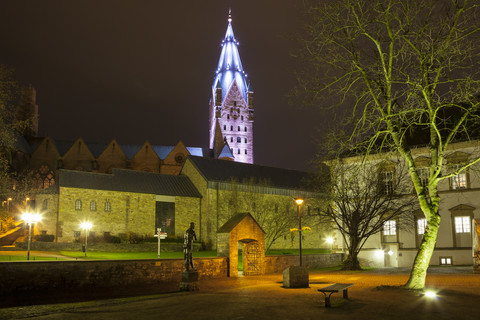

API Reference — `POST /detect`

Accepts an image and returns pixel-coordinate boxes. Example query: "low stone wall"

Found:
[14,241,203,252]
[0,257,227,307]
[264,253,343,274]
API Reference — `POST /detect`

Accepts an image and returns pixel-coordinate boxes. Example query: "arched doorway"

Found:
[217,213,265,277]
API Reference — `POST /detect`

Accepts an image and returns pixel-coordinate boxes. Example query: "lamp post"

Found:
[7,197,12,214]
[80,222,92,257]
[21,211,42,260]
[294,198,304,266]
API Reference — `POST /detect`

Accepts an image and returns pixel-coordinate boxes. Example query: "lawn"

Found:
[0,248,332,263]
[59,250,217,260]
[0,255,66,261]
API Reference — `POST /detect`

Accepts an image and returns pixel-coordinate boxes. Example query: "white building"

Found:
[337,140,480,268]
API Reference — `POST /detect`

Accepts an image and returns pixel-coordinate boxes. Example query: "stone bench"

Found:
[318,283,354,307]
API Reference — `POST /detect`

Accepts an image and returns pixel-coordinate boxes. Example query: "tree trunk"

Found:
[405,213,441,289]
[343,237,362,270]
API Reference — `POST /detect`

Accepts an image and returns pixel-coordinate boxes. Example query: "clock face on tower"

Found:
[230,107,240,120]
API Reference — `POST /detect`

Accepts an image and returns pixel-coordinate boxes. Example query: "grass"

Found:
[0,248,331,262]
[0,255,66,261]
[59,250,217,260]
[266,248,331,255]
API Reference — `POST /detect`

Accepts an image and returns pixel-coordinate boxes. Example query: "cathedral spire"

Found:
[209,11,254,164]
[212,10,249,104]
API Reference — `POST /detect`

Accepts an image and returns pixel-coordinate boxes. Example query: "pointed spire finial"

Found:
[228,8,232,23]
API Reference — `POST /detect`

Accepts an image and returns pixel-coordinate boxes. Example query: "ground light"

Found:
[80,221,93,257]
[21,211,42,260]
[424,291,437,298]
[326,237,334,252]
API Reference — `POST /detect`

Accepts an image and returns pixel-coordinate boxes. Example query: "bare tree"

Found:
[320,159,416,270]
[218,178,308,251]
[297,0,480,288]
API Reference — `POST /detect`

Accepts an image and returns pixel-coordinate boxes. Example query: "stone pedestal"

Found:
[283,266,309,288]
[180,270,199,291]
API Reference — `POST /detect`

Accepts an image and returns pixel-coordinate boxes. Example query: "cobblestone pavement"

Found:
[1,267,479,320]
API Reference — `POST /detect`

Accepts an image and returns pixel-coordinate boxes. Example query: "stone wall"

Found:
[264,253,344,274]
[0,257,228,307]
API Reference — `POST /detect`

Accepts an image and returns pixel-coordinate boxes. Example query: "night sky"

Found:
[0,1,322,171]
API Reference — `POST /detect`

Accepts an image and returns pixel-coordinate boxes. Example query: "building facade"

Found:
[37,156,328,250]
[337,140,480,267]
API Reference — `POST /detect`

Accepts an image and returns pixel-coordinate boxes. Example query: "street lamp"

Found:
[21,211,42,260]
[294,198,304,266]
[80,221,93,257]
[7,197,12,213]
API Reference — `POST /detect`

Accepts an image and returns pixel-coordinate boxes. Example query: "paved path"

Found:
[1,268,479,320]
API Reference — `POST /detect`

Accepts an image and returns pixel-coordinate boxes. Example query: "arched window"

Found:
[90,201,96,211]
[104,200,111,212]
[245,149,247,154]
[237,126,240,131]
[75,200,82,211]
[34,165,55,189]
[227,114,230,119]
[223,125,226,130]
[230,125,233,131]
[230,137,233,142]
[238,149,240,154]
[241,116,244,121]
[244,127,247,132]
[244,138,247,143]
[237,137,241,143]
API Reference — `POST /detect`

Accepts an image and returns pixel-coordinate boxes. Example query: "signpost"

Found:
[154,228,167,258]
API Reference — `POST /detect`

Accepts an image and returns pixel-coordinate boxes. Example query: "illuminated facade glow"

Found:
[209,11,254,164]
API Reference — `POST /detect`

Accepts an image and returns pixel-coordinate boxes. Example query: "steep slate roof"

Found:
[217,212,265,234]
[212,12,250,104]
[185,156,314,191]
[58,168,202,198]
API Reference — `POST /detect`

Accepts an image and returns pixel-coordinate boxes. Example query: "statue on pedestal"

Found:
[183,222,197,271]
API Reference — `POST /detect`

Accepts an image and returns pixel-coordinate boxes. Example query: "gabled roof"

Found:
[58,168,202,198]
[185,156,314,191]
[217,143,234,159]
[217,212,265,234]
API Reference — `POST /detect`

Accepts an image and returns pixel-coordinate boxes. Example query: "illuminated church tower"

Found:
[209,11,254,164]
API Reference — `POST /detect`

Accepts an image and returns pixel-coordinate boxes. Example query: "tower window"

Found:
[244,127,247,132]
[227,114,230,119]
[244,138,247,143]
[234,101,237,107]
[238,149,240,154]
[241,116,244,121]
[237,137,241,143]
[230,125,233,131]
[231,137,233,142]
[245,149,247,154]
[75,200,82,211]
[238,126,240,131]
[223,125,226,130]
[90,200,96,211]
[104,200,111,212]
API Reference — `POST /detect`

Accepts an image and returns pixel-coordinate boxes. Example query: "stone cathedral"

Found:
[209,13,254,164]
